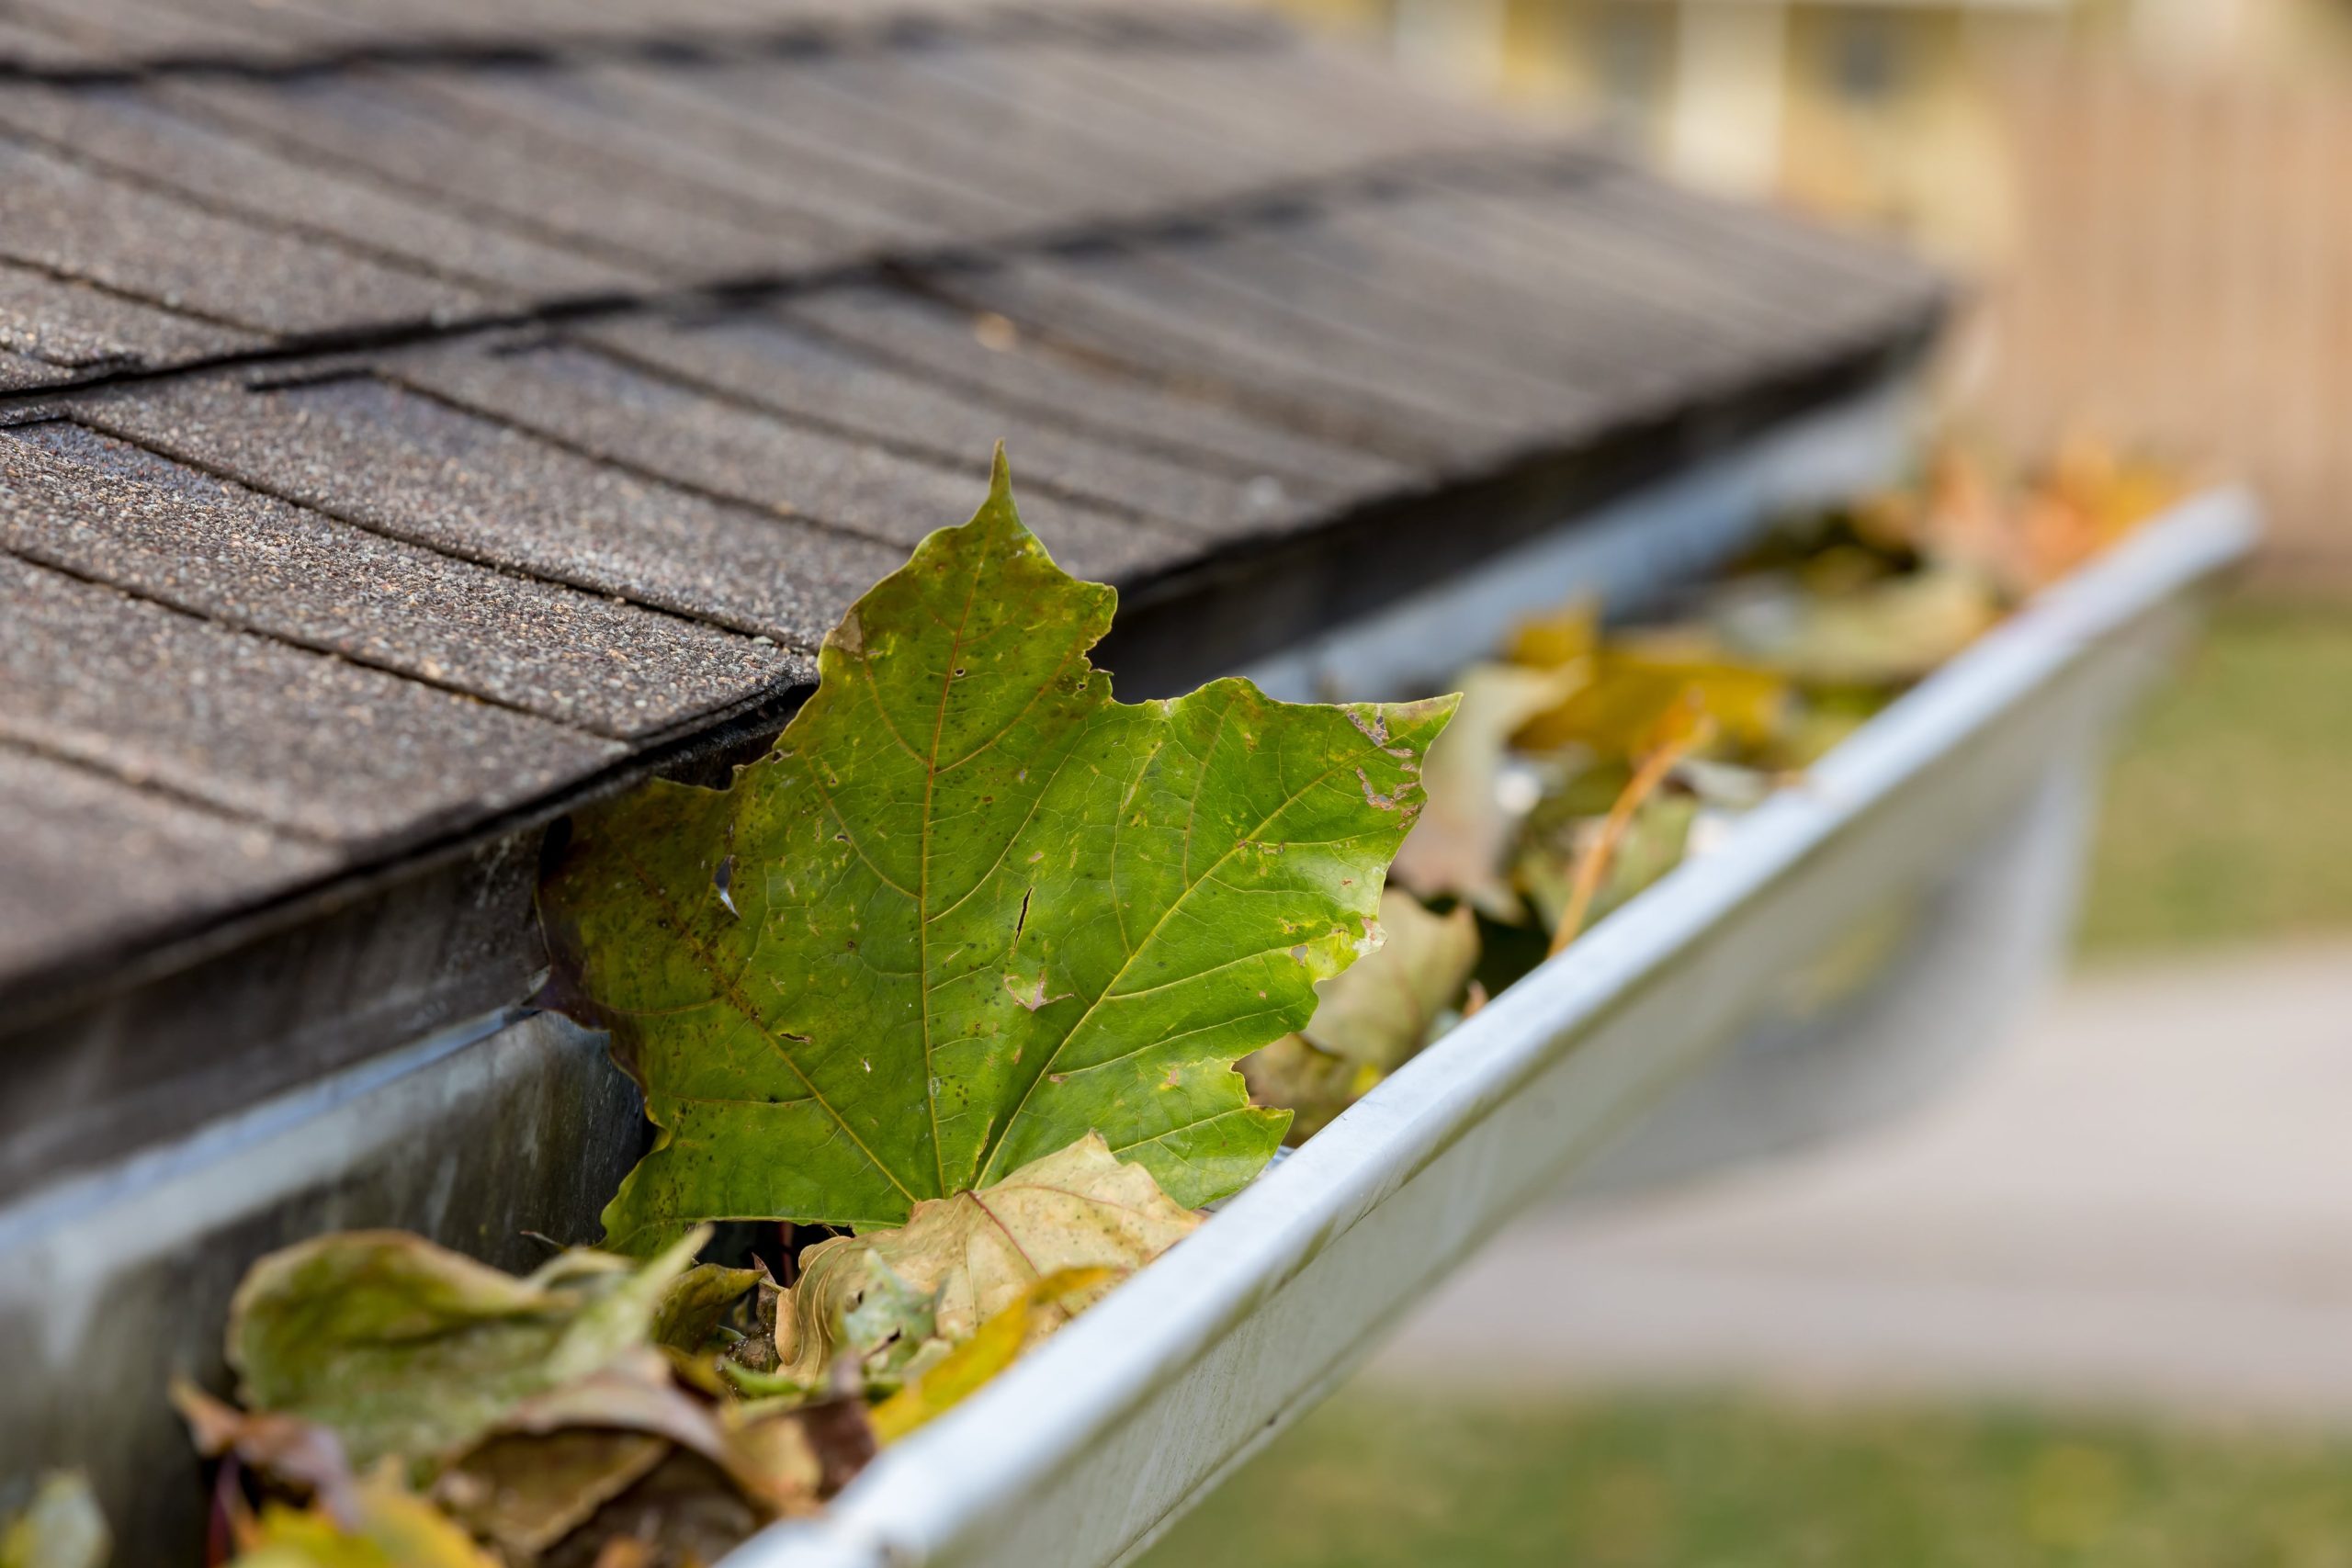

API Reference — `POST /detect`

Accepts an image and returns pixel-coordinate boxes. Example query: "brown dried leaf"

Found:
[1242,889,1480,1140]
[777,1135,1195,1387]
[1392,662,1586,919]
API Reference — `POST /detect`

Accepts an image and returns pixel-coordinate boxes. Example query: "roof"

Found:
[0,0,1942,1196]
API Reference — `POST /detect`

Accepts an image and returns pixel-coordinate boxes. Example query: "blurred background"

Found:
[1143,2,2352,1562]
[1270,0,2352,587]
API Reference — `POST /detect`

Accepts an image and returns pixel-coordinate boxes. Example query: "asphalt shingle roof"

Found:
[0,0,1943,1189]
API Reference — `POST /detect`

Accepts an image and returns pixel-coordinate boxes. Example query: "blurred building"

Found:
[1273,0,2352,584]
[1279,0,2043,262]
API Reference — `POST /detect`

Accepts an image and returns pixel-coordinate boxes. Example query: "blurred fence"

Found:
[1980,60,2352,584]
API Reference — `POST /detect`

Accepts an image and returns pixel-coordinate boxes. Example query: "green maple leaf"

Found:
[542,453,1455,1249]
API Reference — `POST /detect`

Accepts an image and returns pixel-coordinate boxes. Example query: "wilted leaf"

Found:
[1391,662,1583,919]
[1711,569,1998,689]
[531,1452,760,1568]
[542,455,1453,1247]
[227,1481,497,1568]
[434,1428,668,1561]
[174,1380,360,1525]
[1234,1036,1357,1145]
[1519,792,1699,941]
[867,1267,1116,1443]
[227,1229,705,1471]
[777,1134,1195,1385]
[1242,890,1479,1140]
[435,1341,836,1551]
[0,1472,107,1568]
[829,1259,941,1395]
[1300,890,1478,1065]
[1544,714,1713,955]
[651,1265,767,1358]
[1503,600,1599,671]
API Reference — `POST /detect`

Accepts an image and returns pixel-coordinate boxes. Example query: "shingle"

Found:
[902,40,1317,197]
[0,0,849,69]
[1131,199,1749,416]
[1299,184,1793,383]
[928,254,1500,461]
[388,337,1192,582]
[156,73,844,282]
[76,371,905,645]
[1560,172,1944,342]
[89,0,419,55]
[1063,36,1545,175]
[0,259,263,387]
[0,554,625,845]
[0,0,1949,1021]
[779,282,1408,497]
[0,351,65,393]
[2,0,1280,71]
[1384,178,1938,399]
[0,135,484,340]
[644,56,1080,229]
[261,0,814,51]
[404,67,978,255]
[777,42,1237,222]
[1041,238,1594,434]
[0,744,335,989]
[0,85,650,301]
[4,0,303,66]
[580,312,1321,547]
[389,340,988,543]
[0,421,803,739]
[569,61,1045,237]
[0,9,109,72]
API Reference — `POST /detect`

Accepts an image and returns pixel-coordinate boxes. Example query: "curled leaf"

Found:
[651,1264,767,1358]
[1391,662,1585,919]
[227,1228,707,1471]
[524,1450,760,1568]
[173,1380,359,1527]
[1300,890,1479,1066]
[434,1428,668,1561]
[778,1134,1196,1386]
[1242,889,1480,1140]
[868,1268,1118,1444]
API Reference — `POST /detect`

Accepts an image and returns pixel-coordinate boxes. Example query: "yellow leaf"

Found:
[1504,599,1600,670]
[868,1268,1118,1444]
[1515,652,1786,759]
[230,1480,498,1568]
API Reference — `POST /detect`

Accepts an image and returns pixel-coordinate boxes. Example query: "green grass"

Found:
[2077,597,2352,954]
[1142,1392,2352,1568]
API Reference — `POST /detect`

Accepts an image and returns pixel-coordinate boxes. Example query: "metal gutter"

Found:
[729,486,2257,1568]
[0,377,1912,1562]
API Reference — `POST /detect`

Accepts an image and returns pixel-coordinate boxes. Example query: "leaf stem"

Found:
[1547,715,1715,957]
